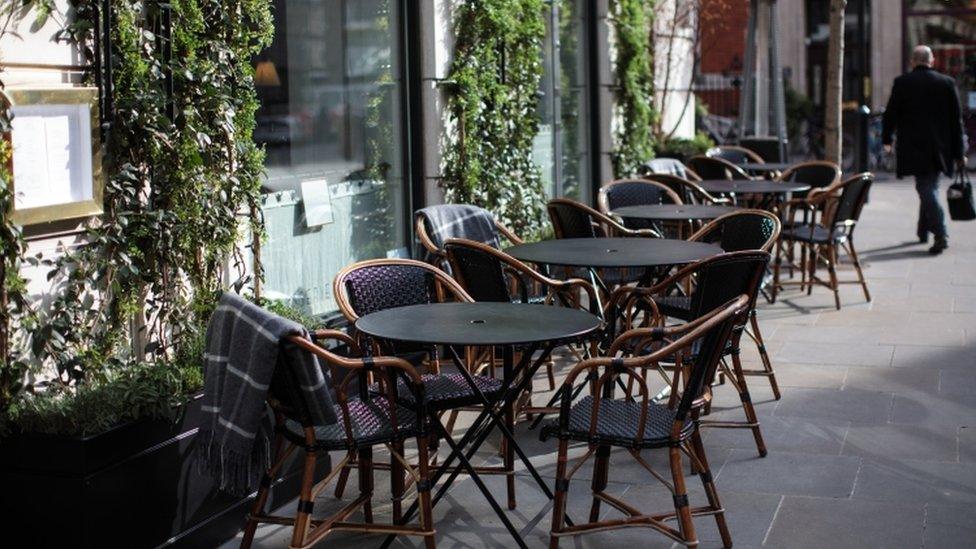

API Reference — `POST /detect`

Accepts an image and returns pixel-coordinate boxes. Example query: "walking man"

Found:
[882,45,966,255]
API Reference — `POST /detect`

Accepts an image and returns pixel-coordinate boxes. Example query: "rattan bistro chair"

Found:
[598,178,684,235]
[642,173,732,206]
[333,259,515,504]
[547,197,662,239]
[687,210,783,399]
[607,251,772,456]
[543,295,749,549]
[773,173,873,310]
[415,204,524,270]
[240,330,436,549]
[686,155,753,181]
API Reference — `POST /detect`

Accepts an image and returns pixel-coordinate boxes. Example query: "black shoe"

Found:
[929,237,948,255]
[918,233,929,244]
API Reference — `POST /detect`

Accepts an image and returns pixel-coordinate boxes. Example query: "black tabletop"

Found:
[356,302,602,347]
[739,162,792,172]
[611,204,739,221]
[697,179,811,194]
[505,237,721,268]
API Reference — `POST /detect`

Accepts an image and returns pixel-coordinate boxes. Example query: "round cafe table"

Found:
[358,302,602,549]
[697,179,811,195]
[611,204,739,222]
[739,161,792,175]
[505,237,721,270]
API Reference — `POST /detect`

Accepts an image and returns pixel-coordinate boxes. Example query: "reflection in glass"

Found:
[254,0,404,314]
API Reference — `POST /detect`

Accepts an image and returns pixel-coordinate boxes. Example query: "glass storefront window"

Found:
[253,0,406,314]
[534,0,591,202]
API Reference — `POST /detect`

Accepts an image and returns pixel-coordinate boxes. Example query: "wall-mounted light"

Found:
[254,60,281,87]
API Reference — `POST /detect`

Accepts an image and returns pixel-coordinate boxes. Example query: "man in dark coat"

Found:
[882,45,966,255]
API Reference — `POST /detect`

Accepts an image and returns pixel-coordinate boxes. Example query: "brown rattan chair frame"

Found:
[239,330,436,549]
[772,172,873,310]
[544,295,750,549]
[686,155,754,181]
[547,197,663,239]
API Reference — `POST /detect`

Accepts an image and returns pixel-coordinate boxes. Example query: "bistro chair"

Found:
[642,173,732,206]
[706,145,765,165]
[598,178,684,234]
[773,172,873,310]
[638,157,701,181]
[415,204,523,270]
[686,155,753,181]
[686,210,782,399]
[607,251,772,455]
[543,294,749,549]
[240,330,436,549]
[333,258,517,506]
[444,238,599,417]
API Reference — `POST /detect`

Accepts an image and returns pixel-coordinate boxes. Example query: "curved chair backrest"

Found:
[547,198,603,238]
[706,145,764,165]
[689,209,781,252]
[686,251,770,319]
[443,239,513,303]
[830,172,874,228]
[687,155,752,181]
[739,137,786,163]
[415,204,523,267]
[333,258,473,321]
[639,157,698,181]
[642,173,723,205]
[598,179,682,213]
[778,161,841,193]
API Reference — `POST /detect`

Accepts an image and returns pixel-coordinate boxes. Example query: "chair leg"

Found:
[826,244,841,309]
[731,347,768,457]
[772,237,784,303]
[290,449,319,549]
[359,447,375,523]
[669,446,698,547]
[807,244,817,296]
[847,240,871,302]
[690,429,732,548]
[750,310,781,401]
[505,399,517,510]
[333,451,354,498]
[416,435,437,549]
[240,434,286,549]
[391,441,405,523]
[589,444,611,522]
[549,439,570,549]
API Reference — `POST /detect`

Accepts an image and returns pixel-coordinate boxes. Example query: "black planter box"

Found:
[0,393,329,548]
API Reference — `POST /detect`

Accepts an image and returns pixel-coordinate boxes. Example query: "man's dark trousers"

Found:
[915,172,947,239]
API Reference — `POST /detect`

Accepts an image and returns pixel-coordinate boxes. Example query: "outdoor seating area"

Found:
[221,151,886,549]
[227,171,976,549]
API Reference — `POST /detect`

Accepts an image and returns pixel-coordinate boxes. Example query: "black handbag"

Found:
[948,170,976,221]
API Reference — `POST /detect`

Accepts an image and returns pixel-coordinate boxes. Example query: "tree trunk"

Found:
[824,0,847,164]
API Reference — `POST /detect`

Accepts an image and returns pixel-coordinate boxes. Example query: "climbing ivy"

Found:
[441,0,548,237]
[0,0,273,414]
[609,0,658,178]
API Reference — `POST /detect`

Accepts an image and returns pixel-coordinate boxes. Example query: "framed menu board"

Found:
[3,87,104,225]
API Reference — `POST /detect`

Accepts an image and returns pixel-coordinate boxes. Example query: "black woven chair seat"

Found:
[282,397,418,450]
[781,223,844,244]
[540,395,693,448]
[652,295,692,320]
[408,373,504,410]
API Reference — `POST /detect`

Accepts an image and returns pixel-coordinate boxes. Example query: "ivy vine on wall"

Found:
[609,0,658,178]
[0,0,273,421]
[441,0,547,238]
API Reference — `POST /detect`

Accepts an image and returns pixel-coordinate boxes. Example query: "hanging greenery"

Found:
[609,0,658,178]
[441,0,547,237]
[0,0,273,421]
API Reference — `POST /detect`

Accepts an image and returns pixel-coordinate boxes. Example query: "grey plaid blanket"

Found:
[641,157,693,179]
[197,293,337,495]
[416,204,502,254]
